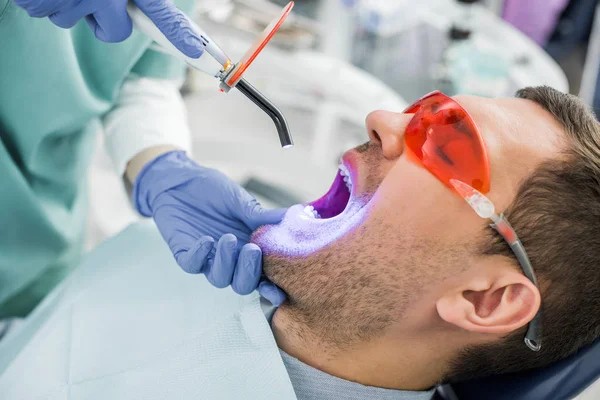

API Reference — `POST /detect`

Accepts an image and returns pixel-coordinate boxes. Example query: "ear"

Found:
[436,269,541,335]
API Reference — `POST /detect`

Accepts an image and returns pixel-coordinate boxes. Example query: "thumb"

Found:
[244,201,287,230]
[135,0,204,58]
[90,4,133,42]
[258,281,287,307]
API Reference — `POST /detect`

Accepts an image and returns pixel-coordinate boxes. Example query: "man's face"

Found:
[251,94,563,345]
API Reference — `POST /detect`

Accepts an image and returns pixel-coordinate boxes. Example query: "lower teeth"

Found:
[304,206,321,219]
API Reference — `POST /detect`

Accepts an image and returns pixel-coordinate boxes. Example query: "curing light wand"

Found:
[235,79,293,148]
[127,1,295,148]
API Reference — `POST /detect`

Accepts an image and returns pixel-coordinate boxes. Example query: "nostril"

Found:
[371,130,381,144]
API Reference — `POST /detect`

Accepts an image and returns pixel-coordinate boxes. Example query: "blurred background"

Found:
[86,0,600,250]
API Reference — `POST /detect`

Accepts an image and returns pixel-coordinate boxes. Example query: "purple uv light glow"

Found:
[252,168,367,258]
[309,171,350,219]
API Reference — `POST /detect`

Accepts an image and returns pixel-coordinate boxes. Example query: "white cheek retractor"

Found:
[126,1,295,148]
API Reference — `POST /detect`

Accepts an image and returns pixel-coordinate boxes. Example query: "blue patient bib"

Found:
[0,221,297,399]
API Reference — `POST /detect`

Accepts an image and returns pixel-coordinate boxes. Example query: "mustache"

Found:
[355,141,372,153]
[352,142,386,195]
[354,141,382,167]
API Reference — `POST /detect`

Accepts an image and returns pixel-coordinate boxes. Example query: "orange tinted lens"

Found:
[404,92,491,193]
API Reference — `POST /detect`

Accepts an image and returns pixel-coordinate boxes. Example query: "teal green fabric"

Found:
[0,0,194,318]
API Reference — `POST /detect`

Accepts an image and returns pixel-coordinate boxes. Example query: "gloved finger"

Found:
[206,234,238,289]
[135,0,204,58]
[49,0,98,28]
[258,280,287,307]
[243,199,287,230]
[15,0,70,18]
[175,235,214,274]
[89,3,133,42]
[231,243,262,295]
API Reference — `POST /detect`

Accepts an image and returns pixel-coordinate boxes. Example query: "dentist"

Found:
[0,0,285,320]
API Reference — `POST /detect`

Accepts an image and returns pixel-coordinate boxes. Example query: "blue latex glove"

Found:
[13,0,204,58]
[133,150,287,306]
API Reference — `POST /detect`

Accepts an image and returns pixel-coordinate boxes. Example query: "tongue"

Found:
[310,172,350,218]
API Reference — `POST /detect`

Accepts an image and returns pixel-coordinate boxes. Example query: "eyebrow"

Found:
[455,97,501,144]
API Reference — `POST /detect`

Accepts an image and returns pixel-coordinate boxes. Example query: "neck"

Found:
[272,307,446,391]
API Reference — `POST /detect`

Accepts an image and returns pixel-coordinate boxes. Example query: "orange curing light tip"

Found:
[226,1,294,86]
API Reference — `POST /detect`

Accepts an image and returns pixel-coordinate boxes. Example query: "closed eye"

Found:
[436,146,454,166]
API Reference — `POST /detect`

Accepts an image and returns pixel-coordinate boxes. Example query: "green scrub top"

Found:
[0,0,193,317]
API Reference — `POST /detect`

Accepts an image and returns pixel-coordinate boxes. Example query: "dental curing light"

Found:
[127,1,294,148]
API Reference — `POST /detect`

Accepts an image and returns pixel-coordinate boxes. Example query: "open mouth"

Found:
[303,163,353,220]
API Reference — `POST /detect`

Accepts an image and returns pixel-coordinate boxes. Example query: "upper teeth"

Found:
[339,163,352,191]
[303,205,321,219]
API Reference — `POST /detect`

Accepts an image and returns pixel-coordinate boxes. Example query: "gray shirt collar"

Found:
[262,299,435,400]
[279,349,435,400]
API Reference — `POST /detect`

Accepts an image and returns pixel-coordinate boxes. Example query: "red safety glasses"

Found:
[403,91,491,194]
[402,91,542,352]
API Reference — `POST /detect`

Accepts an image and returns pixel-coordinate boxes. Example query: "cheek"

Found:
[370,161,441,223]
[369,160,476,241]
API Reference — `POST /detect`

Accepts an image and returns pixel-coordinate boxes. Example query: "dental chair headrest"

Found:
[448,339,600,400]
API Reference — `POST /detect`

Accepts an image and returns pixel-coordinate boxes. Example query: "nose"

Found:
[366,111,413,160]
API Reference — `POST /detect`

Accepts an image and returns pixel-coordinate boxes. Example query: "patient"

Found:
[2,86,599,400]
[252,85,600,394]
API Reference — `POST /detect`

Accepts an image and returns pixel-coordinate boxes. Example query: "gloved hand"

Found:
[133,150,287,306]
[13,0,204,58]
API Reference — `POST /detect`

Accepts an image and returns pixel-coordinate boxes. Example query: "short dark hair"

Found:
[447,86,600,382]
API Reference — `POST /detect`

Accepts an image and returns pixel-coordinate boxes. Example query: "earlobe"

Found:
[436,272,541,336]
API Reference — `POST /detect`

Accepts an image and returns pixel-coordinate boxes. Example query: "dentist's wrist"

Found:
[125,145,183,185]
[131,149,200,218]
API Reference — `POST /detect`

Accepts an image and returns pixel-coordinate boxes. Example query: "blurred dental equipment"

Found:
[127,1,294,148]
[435,0,511,97]
[351,0,568,100]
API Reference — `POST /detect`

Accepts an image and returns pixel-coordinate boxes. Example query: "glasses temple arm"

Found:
[491,214,542,352]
